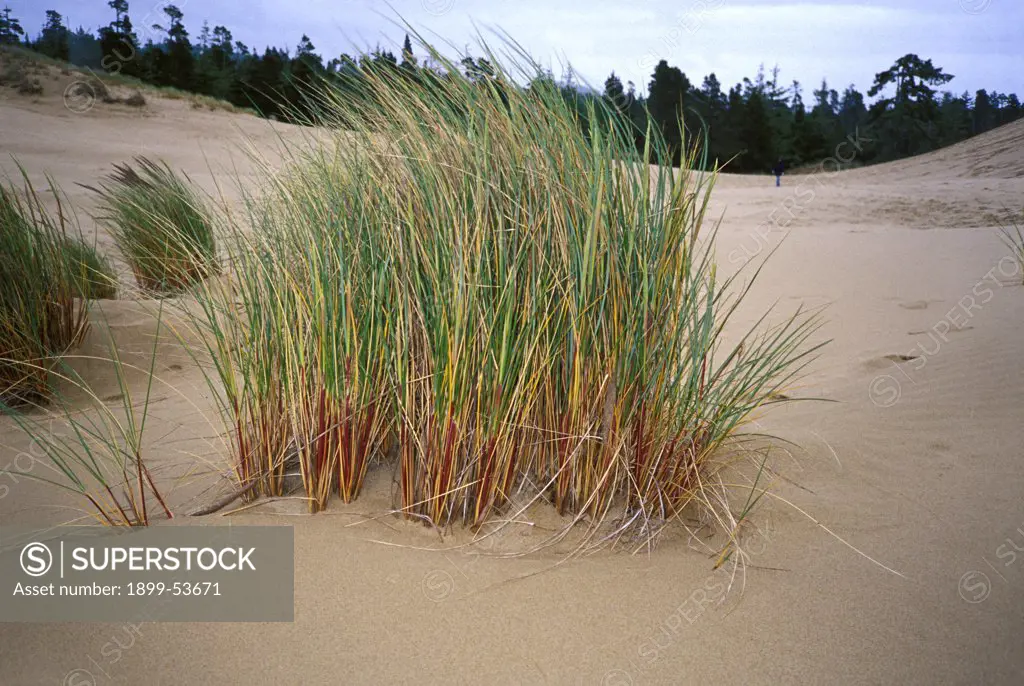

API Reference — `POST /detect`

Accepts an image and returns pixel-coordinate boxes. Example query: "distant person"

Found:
[772,158,785,187]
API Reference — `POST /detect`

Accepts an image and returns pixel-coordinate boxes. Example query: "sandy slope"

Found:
[1,77,1024,686]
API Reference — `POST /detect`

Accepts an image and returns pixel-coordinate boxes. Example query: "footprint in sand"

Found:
[884,354,920,363]
[864,354,920,372]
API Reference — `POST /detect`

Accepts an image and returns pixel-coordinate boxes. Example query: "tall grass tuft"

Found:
[0,171,110,406]
[85,157,218,294]
[186,36,824,540]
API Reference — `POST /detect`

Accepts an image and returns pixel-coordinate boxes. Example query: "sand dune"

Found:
[846,117,1024,180]
[2,80,1024,685]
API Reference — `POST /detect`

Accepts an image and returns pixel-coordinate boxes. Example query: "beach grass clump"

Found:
[86,157,218,294]
[189,36,823,540]
[16,75,43,96]
[122,90,146,108]
[0,173,104,406]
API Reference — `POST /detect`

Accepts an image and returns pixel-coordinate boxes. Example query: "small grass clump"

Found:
[0,172,109,406]
[1000,219,1024,285]
[16,76,43,96]
[1,58,42,95]
[1,310,173,526]
[187,35,824,545]
[86,157,218,294]
[0,59,27,86]
[122,91,147,108]
[63,77,114,104]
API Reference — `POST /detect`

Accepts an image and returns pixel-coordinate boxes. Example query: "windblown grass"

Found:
[185,35,824,543]
[85,157,219,294]
[0,171,109,406]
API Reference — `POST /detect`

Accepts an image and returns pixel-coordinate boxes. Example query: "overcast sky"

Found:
[9,0,1023,99]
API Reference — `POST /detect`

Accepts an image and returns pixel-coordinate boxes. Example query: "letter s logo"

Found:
[21,542,53,577]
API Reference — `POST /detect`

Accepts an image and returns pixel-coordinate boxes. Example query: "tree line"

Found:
[2,2,1021,173]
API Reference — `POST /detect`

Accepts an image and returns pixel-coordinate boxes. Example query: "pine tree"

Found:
[868,54,954,158]
[211,26,233,70]
[740,89,774,172]
[937,91,971,146]
[603,71,626,114]
[837,85,867,138]
[151,4,193,90]
[254,47,287,117]
[68,26,103,68]
[972,89,993,134]
[400,34,417,72]
[1005,95,1022,125]
[647,60,692,164]
[99,0,139,76]
[36,10,70,61]
[692,74,727,165]
[282,35,324,120]
[0,6,24,45]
